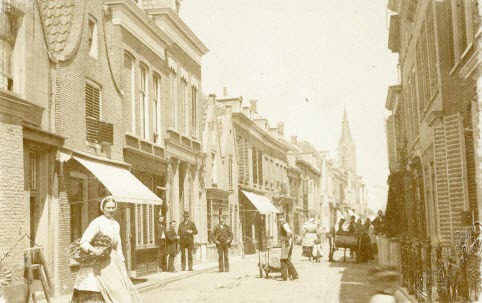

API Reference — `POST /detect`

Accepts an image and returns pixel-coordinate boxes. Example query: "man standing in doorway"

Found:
[178,211,198,271]
[156,214,168,272]
[211,216,233,272]
[277,215,299,281]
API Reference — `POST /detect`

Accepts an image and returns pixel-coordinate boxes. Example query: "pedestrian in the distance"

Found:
[156,214,167,272]
[312,239,323,262]
[166,220,180,272]
[178,211,198,271]
[211,216,233,272]
[277,216,299,281]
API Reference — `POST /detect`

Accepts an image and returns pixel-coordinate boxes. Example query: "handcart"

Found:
[331,233,360,262]
[257,239,282,278]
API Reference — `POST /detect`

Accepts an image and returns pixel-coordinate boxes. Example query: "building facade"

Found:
[384,0,481,301]
[202,94,241,260]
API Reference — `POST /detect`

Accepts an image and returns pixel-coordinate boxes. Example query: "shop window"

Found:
[68,178,85,242]
[134,171,156,247]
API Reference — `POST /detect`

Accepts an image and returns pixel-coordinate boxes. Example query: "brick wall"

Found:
[0,113,27,301]
[55,0,124,162]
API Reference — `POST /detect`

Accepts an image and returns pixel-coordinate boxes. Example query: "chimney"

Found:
[277,122,284,137]
[223,87,228,97]
[249,99,257,113]
[290,136,297,145]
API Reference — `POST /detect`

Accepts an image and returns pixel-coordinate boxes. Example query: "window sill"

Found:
[85,140,102,151]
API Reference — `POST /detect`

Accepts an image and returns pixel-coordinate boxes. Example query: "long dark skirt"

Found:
[71,289,106,303]
[358,234,374,262]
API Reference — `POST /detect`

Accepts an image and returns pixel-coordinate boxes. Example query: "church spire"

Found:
[340,107,353,142]
[337,109,356,174]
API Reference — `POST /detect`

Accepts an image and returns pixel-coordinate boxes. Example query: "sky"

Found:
[181,0,399,212]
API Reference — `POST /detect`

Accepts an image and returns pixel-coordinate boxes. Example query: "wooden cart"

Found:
[331,233,360,262]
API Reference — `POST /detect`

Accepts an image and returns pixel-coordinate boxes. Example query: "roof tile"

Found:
[39,0,75,56]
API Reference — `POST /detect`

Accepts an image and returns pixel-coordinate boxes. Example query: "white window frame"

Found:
[88,16,98,59]
[139,64,149,139]
[153,74,162,144]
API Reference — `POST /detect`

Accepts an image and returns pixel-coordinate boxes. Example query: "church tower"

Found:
[337,109,357,175]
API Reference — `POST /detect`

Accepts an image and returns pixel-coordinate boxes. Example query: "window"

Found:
[123,54,136,134]
[88,17,98,58]
[0,9,14,91]
[211,152,216,184]
[169,69,177,129]
[180,78,188,134]
[134,172,157,247]
[139,65,149,139]
[85,82,101,143]
[191,85,198,137]
[153,74,161,143]
[228,155,233,191]
[68,178,85,242]
[29,151,38,191]
[252,147,258,185]
[257,151,263,186]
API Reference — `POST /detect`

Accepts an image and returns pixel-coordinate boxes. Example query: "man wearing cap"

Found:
[178,211,198,271]
[156,214,168,272]
[211,216,233,272]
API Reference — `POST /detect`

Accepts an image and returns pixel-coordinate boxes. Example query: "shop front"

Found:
[240,190,280,254]
[61,152,163,281]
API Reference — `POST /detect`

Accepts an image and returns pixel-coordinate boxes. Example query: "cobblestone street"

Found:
[141,246,400,303]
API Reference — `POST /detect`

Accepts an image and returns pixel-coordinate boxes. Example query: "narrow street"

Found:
[142,246,384,303]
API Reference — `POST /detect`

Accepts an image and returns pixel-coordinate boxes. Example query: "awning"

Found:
[73,156,162,205]
[241,190,280,214]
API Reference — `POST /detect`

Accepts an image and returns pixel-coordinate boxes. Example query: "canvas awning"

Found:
[73,156,162,205]
[241,190,280,214]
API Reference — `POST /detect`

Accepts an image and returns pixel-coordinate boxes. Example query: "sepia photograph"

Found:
[0,0,482,302]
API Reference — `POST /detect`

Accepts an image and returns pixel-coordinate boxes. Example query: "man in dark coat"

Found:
[211,216,233,272]
[277,216,299,281]
[166,220,180,272]
[178,211,198,271]
[156,214,168,272]
[372,210,385,235]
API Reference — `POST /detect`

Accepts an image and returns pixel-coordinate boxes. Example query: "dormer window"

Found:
[88,16,98,59]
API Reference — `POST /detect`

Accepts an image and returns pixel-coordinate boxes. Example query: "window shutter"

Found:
[426,6,438,98]
[386,116,398,172]
[433,113,469,244]
[237,137,245,182]
[258,151,263,185]
[228,156,233,190]
[244,142,249,182]
[85,83,100,143]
